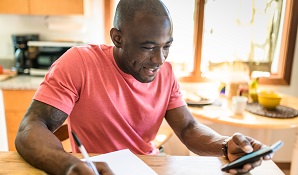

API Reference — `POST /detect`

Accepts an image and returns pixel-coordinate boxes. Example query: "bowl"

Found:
[258,91,282,109]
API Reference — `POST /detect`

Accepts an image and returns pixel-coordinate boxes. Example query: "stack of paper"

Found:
[87,149,158,175]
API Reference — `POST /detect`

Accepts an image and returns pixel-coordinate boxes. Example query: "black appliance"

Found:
[12,34,39,74]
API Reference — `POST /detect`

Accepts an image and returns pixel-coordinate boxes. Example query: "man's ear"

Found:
[110,28,122,48]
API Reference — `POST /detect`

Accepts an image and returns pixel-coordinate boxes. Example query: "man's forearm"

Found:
[181,122,228,156]
[15,121,80,175]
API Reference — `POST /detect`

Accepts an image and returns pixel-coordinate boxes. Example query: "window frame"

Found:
[103,0,115,45]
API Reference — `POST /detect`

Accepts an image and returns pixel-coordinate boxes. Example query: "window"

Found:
[160,0,196,77]
[105,0,297,85]
[192,0,297,85]
[201,0,284,75]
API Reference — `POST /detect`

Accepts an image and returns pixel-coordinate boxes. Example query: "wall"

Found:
[0,0,104,60]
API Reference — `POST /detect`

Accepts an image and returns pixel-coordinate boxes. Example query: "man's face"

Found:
[119,13,173,83]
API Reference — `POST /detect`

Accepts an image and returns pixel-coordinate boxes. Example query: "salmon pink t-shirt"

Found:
[34,44,186,154]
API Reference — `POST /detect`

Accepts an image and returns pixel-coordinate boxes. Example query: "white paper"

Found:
[87,149,158,175]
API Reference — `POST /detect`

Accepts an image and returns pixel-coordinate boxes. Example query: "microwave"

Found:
[27,41,84,76]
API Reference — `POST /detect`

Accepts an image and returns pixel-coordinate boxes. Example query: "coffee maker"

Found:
[12,34,39,74]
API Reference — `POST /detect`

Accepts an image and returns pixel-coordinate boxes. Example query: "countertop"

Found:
[0,75,44,90]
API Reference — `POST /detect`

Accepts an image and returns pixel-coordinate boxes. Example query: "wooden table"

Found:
[0,151,285,175]
[189,94,298,175]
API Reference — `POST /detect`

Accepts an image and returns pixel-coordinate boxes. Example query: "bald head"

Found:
[113,0,171,30]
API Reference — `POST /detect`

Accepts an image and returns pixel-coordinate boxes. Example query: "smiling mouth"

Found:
[143,66,160,76]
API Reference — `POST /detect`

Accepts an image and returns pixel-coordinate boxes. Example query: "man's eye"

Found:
[164,45,171,49]
[142,47,154,50]
[163,45,171,50]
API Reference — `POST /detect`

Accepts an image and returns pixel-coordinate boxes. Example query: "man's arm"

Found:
[15,100,82,174]
[165,105,227,156]
[15,100,114,175]
[165,105,269,174]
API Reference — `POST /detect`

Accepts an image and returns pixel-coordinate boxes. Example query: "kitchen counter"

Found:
[0,75,44,90]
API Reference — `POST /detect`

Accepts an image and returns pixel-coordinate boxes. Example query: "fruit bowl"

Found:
[258,91,282,109]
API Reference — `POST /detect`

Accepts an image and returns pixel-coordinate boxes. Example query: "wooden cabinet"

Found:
[3,90,71,152]
[3,90,35,151]
[0,0,84,15]
[0,0,29,14]
[29,0,84,15]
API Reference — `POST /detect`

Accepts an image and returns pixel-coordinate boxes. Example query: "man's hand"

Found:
[225,132,271,174]
[66,161,115,175]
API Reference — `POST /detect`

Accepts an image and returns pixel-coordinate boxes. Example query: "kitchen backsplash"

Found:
[0,59,14,69]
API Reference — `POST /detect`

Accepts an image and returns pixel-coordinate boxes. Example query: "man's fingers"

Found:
[228,159,262,174]
[231,133,253,153]
[95,162,115,175]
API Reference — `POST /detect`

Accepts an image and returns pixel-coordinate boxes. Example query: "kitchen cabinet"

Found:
[0,0,29,14]
[3,90,35,151]
[29,0,84,15]
[3,89,71,152]
[0,0,84,15]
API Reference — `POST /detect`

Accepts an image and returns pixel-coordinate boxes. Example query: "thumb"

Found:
[232,133,254,153]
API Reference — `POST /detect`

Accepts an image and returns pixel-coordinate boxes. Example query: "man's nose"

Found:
[151,49,166,65]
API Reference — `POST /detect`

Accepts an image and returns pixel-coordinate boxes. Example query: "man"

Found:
[15,0,271,174]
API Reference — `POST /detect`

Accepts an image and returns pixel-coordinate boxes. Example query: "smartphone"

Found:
[221,140,284,171]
